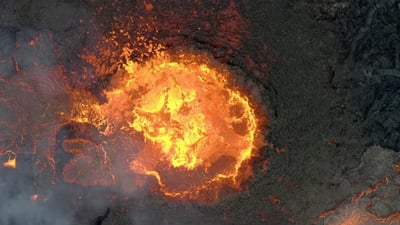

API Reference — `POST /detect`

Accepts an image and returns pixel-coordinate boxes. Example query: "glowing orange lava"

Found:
[127,52,258,200]
[70,48,262,201]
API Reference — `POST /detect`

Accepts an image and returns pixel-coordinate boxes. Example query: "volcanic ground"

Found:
[1,0,400,225]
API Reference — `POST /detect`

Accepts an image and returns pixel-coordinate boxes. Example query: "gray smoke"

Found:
[0,2,170,225]
[0,1,238,225]
[0,1,113,224]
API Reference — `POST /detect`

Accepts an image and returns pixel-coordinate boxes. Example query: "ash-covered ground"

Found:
[1,0,400,225]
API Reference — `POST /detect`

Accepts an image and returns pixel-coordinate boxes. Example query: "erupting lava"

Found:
[126,51,258,199]
[55,0,269,202]
[71,47,261,201]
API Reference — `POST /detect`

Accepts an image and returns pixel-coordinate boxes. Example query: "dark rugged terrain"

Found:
[0,0,399,225]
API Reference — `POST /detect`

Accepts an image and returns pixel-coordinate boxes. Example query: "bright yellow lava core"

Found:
[71,49,259,201]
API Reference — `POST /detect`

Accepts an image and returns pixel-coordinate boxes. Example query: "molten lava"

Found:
[127,52,258,199]
[70,48,261,201]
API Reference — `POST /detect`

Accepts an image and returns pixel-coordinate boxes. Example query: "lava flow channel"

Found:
[72,49,262,201]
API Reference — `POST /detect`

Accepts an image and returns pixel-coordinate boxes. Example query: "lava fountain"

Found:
[69,46,263,201]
